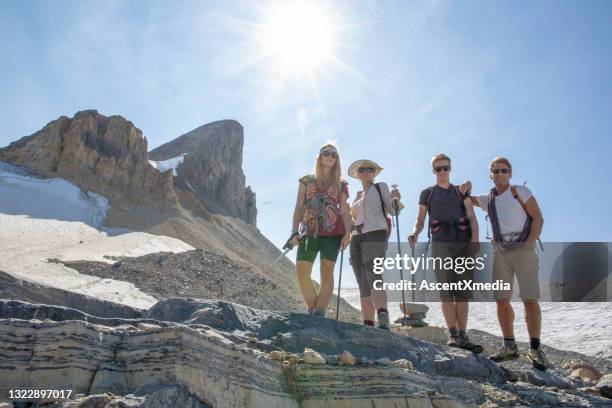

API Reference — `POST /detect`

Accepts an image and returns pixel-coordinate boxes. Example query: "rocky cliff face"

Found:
[149,120,257,225]
[0,110,177,207]
[0,112,257,224]
[1,298,610,407]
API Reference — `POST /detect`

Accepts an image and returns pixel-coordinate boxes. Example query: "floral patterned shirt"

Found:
[299,174,349,237]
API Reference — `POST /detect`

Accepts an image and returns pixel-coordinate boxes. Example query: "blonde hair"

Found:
[315,142,342,189]
[431,152,451,169]
[489,157,512,173]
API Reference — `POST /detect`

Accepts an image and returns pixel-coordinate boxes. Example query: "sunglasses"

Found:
[321,151,338,159]
[434,165,450,173]
[358,167,374,174]
[492,168,510,174]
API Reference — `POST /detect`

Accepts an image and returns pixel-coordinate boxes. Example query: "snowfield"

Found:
[342,288,612,360]
[0,162,194,309]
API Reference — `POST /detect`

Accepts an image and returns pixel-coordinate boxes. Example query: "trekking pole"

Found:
[391,184,407,322]
[410,242,416,303]
[335,250,344,321]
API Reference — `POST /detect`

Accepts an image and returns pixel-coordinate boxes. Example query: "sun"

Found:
[258,1,336,74]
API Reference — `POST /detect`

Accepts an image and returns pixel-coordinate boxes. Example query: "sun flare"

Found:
[259,2,336,73]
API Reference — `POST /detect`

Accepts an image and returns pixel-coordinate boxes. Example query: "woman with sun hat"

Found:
[347,159,402,330]
[289,143,352,317]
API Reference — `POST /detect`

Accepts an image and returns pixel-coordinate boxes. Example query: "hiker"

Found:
[347,159,403,330]
[408,153,483,353]
[290,143,352,317]
[464,157,548,370]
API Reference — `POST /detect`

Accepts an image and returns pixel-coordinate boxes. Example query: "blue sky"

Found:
[1,0,611,287]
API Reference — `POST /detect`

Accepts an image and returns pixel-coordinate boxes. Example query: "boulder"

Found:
[303,348,326,364]
[596,374,612,398]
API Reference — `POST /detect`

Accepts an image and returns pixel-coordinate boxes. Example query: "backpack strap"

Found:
[453,184,468,217]
[511,186,529,215]
[426,187,434,241]
[373,183,387,217]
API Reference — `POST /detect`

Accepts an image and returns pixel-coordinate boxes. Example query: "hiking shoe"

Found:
[306,307,314,315]
[447,334,461,348]
[490,344,519,362]
[457,332,484,354]
[377,311,391,331]
[528,347,550,371]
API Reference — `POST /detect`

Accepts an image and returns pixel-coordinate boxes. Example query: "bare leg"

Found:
[315,259,335,310]
[455,301,469,331]
[360,297,375,322]
[496,299,515,337]
[296,260,317,309]
[523,300,541,338]
[371,278,389,312]
[440,301,457,329]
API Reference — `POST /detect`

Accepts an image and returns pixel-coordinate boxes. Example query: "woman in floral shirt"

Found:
[290,143,352,317]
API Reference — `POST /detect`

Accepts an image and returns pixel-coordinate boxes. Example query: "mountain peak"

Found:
[150,119,256,225]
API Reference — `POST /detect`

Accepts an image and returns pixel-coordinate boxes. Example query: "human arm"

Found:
[524,197,544,245]
[464,197,479,242]
[290,181,306,246]
[408,205,428,246]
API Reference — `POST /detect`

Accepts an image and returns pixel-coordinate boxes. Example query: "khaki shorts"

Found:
[492,243,540,300]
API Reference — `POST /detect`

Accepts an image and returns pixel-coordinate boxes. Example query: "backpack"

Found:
[487,185,540,251]
[426,184,470,243]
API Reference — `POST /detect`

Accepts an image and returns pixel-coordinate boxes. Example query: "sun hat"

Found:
[348,159,383,178]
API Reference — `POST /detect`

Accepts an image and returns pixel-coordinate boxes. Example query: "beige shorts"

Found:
[492,243,540,300]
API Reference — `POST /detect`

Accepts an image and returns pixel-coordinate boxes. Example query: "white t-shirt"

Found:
[476,185,534,241]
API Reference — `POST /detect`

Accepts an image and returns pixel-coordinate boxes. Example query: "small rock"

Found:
[570,364,602,382]
[578,386,602,396]
[326,355,338,365]
[596,374,612,398]
[338,350,356,366]
[303,348,326,364]
[399,303,429,315]
[375,357,391,365]
[391,359,414,370]
[270,350,286,361]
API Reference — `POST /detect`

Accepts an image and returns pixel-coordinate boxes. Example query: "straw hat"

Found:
[348,159,383,178]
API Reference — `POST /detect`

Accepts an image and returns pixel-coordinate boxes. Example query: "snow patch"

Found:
[0,162,194,309]
[0,162,109,228]
[149,154,187,176]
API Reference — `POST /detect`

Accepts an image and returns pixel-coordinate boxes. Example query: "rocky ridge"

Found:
[0,298,610,407]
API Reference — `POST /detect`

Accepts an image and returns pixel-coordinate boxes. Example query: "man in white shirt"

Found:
[467,157,549,370]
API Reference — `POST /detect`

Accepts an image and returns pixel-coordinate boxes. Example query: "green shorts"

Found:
[296,235,342,263]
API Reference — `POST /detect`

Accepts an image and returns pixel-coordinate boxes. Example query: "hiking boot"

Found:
[447,334,461,348]
[528,347,550,371]
[490,344,519,362]
[377,311,391,331]
[457,332,484,354]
